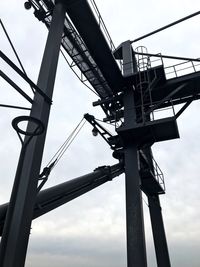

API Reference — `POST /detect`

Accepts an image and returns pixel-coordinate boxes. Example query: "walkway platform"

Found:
[117,116,179,146]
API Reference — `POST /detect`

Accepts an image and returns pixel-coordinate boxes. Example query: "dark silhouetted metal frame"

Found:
[0,2,66,266]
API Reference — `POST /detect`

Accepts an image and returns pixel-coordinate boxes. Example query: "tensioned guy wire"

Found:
[131,10,200,43]
[0,19,35,93]
[46,117,86,170]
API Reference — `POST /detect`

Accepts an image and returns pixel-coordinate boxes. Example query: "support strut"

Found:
[0,2,66,267]
[123,89,147,267]
[116,41,147,267]
[148,195,171,267]
[0,163,124,236]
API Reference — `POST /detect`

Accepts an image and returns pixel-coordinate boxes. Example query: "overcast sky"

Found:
[0,0,200,266]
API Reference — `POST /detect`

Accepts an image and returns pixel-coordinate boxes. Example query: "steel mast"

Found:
[0,1,66,266]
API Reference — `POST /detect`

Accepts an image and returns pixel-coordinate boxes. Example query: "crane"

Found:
[0,0,200,266]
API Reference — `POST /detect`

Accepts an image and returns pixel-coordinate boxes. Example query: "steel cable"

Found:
[46,117,86,170]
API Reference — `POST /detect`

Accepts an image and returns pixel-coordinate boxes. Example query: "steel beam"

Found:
[119,41,147,267]
[0,51,51,103]
[148,195,171,267]
[123,90,147,267]
[0,163,124,235]
[63,0,123,92]
[131,10,200,43]
[0,2,66,267]
[0,69,33,103]
[134,51,200,63]
[114,40,137,77]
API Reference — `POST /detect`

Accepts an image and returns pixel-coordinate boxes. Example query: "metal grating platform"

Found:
[31,0,123,99]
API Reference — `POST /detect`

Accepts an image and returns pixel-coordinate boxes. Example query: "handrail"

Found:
[165,60,200,78]
[134,50,200,79]
[88,0,123,70]
[152,156,165,191]
[89,0,116,52]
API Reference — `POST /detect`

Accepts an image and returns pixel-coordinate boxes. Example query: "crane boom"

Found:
[0,163,124,235]
[29,0,123,100]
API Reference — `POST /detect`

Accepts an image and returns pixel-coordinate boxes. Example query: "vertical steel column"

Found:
[120,40,137,77]
[148,194,171,267]
[121,41,147,267]
[0,2,66,267]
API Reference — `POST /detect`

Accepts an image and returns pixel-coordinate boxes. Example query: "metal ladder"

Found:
[135,46,155,123]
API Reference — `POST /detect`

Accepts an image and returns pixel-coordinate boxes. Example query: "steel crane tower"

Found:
[0,1,200,267]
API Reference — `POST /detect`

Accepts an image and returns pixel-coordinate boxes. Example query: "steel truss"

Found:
[0,1,200,267]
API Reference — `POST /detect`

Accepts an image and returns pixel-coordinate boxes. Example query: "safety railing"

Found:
[134,50,200,80]
[139,150,165,192]
[88,0,123,70]
[89,0,116,52]
[133,50,200,122]
[152,156,165,192]
[165,59,200,79]
[134,48,176,123]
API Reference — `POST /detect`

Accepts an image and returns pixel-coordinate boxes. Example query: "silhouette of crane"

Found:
[0,1,200,266]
